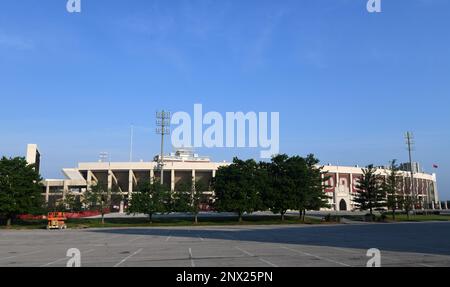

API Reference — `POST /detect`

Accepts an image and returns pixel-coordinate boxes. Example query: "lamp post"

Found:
[156,111,171,185]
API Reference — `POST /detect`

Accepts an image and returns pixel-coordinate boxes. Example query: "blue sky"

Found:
[0,0,449,199]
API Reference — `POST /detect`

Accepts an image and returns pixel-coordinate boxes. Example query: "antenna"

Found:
[156,110,171,185]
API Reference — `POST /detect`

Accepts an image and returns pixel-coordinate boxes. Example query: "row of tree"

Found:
[83,154,331,224]
[0,155,423,226]
[354,160,417,220]
[214,154,330,222]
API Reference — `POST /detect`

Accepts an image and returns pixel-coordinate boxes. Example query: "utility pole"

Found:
[156,111,171,185]
[405,132,416,211]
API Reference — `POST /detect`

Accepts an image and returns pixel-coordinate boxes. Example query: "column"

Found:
[128,170,133,196]
[63,181,69,200]
[87,170,93,190]
[334,172,338,211]
[45,183,50,203]
[108,170,113,191]
[349,173,353,210]
[192,169,196,184]
[171,169,175,191]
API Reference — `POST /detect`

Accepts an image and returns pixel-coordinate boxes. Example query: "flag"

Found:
[433,164,439,169]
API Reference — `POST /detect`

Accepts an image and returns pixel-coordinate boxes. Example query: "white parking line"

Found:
[0,250,42,261]
[189,248,195,267]
[128,236,144,243]
[331,247,439,267]
[235,246,277,267]
[41,249,95,267]
[235,246,254,257]
[114,248,143,267]
[282,246,351,267]
[418,263,434,267]
[259,258,278,267]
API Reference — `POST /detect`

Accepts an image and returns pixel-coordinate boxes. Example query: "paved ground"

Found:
[1,222,450,267]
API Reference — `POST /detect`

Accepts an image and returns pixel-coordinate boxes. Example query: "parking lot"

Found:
[1,221,450,267]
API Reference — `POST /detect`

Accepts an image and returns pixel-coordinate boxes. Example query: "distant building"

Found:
[27,144,440,212]
[26,144,41,174]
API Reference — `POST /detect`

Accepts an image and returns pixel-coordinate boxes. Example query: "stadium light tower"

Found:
[405,132,416,210]
[156,110,171,185]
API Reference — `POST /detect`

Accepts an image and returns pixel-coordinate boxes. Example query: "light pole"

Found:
[405,132,416,212]
[156,111,171,185]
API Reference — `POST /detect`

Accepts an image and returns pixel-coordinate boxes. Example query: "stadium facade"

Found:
[26,144,441,212]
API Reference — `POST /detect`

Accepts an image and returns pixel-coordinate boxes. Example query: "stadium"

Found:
[26,144,441,212]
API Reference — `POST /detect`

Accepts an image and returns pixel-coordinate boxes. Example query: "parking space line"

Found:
[114,248,143,267]
[282,246,351,267]
[418,263,434,267]
[128,236,144,243]
[235,246,254,257]
[41,249,95,267]
[0,250,42,261]
[259,258,278,267]
[189,248,195,267]
[332,247,444,267]
[235,246,277,267]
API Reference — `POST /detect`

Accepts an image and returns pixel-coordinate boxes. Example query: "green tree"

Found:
[354,165,386,218]
[173,177,209,224]
[302,154,331,221]
[382,160,402,221]
[399,194,415,220]
[173,179,192,213]
[83,182,115,225]
[128,182,171,223]
[214,158,263,222]
[0,157,45,227]
[262,154,297,221]
[192,180,209,224]
[58,192,82,212]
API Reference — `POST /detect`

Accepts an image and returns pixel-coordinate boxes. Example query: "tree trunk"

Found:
[392,209,396,221]
[6,217,12,227]
[101,212,105,225]
[149,213,153,224]
[302,210,306,222]
[281,212,285,221]
[194,214,198,224]
[299,210,302,220]
[238,211,244,223]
